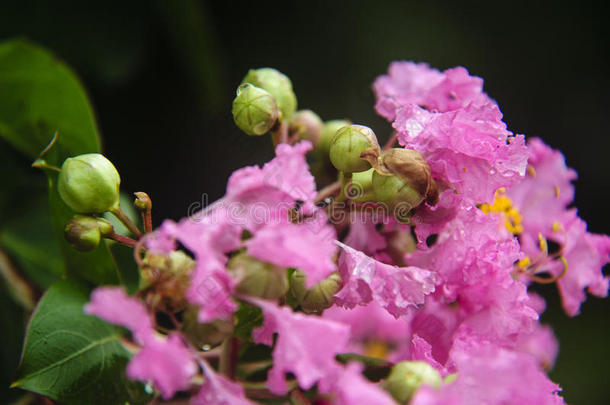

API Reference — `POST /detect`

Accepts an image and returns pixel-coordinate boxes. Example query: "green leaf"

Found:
[0,39,121,286]
[12,279,149,405]
[0,278,28,404]
[0,38,101,164]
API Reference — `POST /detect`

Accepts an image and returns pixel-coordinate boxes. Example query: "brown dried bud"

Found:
[371,149,439,216]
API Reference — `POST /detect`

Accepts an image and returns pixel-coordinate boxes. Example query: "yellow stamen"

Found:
[363,340,390,360]
[518,256,532,268]
[480,189,523,235]
[538,233,548,254]
[526,164,537,177]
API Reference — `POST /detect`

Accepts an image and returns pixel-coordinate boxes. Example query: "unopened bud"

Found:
[232,83,279,136]
[289,110,323,145]
[290,270,342,313]
[58,153,121,214]
[242,68,297,119]
[329,125,380,173]
[182,305,234,348]
[134,192,152,211]
[318,119,351,156]
[228,252,288,299]
[371,149,438,221]
[382,361,442,404]
[64,215,113,252]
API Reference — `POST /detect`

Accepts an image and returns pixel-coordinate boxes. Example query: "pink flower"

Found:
[515,323,559,371]
[411,341,564,405]
[343,213,387,256]
[373,62,490,121]
[193,362,253,405]
[394,103,528,203]
[161,214,242,322]
[319,362,396,405]
[407,205,519,299]
[226,141,317,216]
[506,138,610,315]
[246,216,337,287]
[323,301,411,359]
[84,287,153,344]
[127,334,197,399]
[248,298,350,394]
[554,215,610,316]
[85,287,197,399]
[335,242,436,318]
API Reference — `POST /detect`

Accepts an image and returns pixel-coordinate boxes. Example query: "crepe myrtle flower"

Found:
[74,62,610,405]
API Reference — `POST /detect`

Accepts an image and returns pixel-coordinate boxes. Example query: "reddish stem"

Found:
[108,232,137,248]
[314,181,341,203]
[383,131,398,150]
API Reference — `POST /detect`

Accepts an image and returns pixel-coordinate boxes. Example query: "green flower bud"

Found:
[182,305,234,348]
[58,153,121,214]
[64,215,114,252]
[290,270,342,313]
[232,83,279,136]
[318,119,351,156]
[242,68,297,118]
[371,149,438,222]
[382,361,442,404]
[289,110,323,145]
[228,252,288,299]
[349,168,375,202]
[329,125,380,173]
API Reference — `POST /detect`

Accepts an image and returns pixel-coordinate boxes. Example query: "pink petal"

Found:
[127,334,197,400]
[335,242,436,318]
[84,287,153,344]
[248,298,350,394]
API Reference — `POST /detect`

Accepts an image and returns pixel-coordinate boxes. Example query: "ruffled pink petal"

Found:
[246,215,337,287]
[411,341,564,405]
[127,334,197,400]
[248,298,349,394]
[335,242,436,318]
[192,362,253,405]
[84,287,153,344]
[319,362,395,405]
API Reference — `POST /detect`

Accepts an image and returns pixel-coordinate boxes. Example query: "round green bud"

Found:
[290,270,342,313]
[182,305,234,348]
[58,153,121,214]
[349,168,375,202]
[329,125,380,173]
[64,215,113,252]
[382,361,442,404]
[242,68,297,118]
[289,110,323,145]
[232,83,279,136]
[228,252,288,299]
[372,148,438,222]
[372,172,421,221]
[318,119,351,156]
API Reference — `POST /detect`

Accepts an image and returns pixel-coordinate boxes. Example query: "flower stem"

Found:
[315,181,341,203]
[110,205,142,238]
[107,232,138,248]
[383,131,398,150]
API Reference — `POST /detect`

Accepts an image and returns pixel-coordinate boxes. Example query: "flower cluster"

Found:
[80,64,608,404]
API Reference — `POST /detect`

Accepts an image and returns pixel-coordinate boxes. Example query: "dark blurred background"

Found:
[1,0,608,403]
